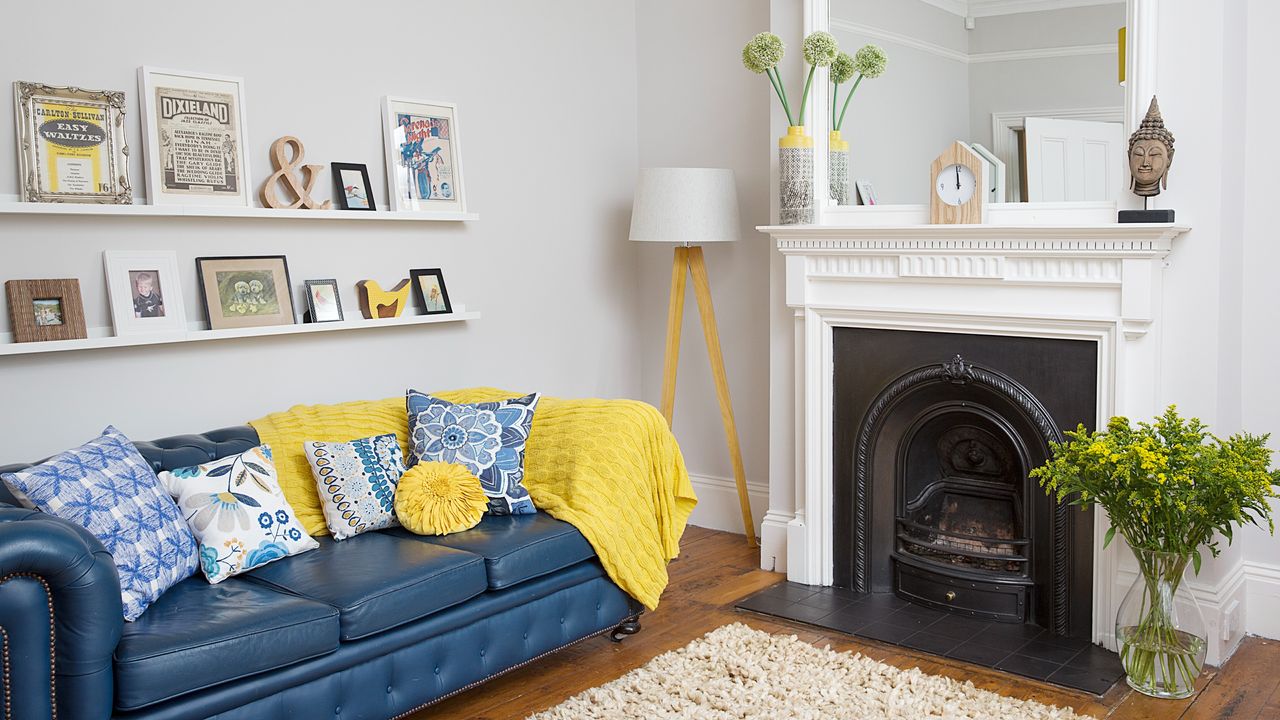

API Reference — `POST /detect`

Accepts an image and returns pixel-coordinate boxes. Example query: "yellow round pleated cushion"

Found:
[394,461,489,535]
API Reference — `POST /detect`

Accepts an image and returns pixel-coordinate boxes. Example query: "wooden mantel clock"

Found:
[930,141,986,224]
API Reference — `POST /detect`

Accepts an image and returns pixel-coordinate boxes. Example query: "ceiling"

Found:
[917,0,1124,19]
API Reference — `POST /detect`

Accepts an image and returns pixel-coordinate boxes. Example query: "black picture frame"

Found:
[409,268,452,315]
[194,255,295,330]
[303,279,344,323]
[331,162,377,211]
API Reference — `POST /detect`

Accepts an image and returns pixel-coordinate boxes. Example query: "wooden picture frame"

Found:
[138,67,251,207]
[409,268,452,315]
[13,81,132,204]
[382,97,466,213]
[103,250,187,337]
[304,279,344,323]
[195,256,295,330]
[331,162,376,211]
[5,279,87,343]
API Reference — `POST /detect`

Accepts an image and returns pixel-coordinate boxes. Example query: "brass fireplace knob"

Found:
[945,591,957,601]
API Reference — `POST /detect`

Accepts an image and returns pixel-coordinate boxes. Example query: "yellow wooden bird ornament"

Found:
[357,279,412,319]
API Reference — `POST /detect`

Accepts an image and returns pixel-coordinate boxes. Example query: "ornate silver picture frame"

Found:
[12,81,132,204]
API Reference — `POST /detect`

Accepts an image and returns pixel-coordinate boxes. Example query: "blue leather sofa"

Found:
[0,426,644,720]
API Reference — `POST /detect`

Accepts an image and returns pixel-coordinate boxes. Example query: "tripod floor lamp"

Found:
[629,167,756,547]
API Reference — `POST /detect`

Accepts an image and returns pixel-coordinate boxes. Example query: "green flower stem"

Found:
[766,67,795,127]
[835,74,865,132]
[797,65,816,126]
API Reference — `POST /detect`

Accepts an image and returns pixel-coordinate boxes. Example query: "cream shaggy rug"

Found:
[528,623,1092,719]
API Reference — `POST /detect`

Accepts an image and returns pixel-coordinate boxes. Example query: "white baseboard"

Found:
[686,472,769,537]
[1243,560,1280,641]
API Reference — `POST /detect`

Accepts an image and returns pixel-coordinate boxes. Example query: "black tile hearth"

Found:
[736,581,1124,696]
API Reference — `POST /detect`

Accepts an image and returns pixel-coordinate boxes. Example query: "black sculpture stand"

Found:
[1119,208,1175,223]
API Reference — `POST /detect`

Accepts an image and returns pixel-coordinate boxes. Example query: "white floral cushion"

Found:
[158,444,318,584]
[304,434,404,540]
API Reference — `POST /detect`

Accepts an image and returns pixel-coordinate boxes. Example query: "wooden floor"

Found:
[416,526,1280,719]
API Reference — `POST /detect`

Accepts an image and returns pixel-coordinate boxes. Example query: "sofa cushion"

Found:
[391,514,595,590]
[113,576,339,711]
[245,532,487,640]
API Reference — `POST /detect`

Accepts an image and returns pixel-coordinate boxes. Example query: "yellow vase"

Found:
[779,126,813,224]
[829,130,851,205]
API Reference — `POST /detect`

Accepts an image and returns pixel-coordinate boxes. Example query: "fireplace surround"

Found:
[761,222,1190,652]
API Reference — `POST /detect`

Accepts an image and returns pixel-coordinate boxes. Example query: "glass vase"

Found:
[828,130,850,205]
[1115,547,1208,699]
[779,126,813,224]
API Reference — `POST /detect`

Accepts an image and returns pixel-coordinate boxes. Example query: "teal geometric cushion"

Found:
[158,444,318,584]
[304,434,404,540]
[0,426,198,621]
[406,391,540,515]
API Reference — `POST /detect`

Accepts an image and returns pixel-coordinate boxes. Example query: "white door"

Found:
[1024,117,1125,202]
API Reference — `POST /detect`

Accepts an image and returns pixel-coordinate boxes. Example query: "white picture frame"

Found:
[103,250,188,337]
[855,179,877,206]
[381,97,466,213]
[138,67,251,207]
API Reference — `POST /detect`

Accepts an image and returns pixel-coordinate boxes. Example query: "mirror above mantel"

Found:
[803,0,1159,226]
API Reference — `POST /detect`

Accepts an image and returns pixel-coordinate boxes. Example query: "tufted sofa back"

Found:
[0,425,261,505]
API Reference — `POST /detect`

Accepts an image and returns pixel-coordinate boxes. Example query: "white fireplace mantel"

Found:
[760,221,1190,651]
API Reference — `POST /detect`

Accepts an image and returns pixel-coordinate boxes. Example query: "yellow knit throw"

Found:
[395,462,488,535]
[250,389,696,610]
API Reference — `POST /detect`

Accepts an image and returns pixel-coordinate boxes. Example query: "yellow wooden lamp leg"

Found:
[687,246,757,547]
[660,247,688,426]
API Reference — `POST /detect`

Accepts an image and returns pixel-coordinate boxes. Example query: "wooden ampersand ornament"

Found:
[261,136,332,209]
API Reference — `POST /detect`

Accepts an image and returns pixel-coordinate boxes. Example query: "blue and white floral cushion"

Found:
[406,391,540,515]
[158,444,318,584]
[0,426,198,621]
[304,434,404,540]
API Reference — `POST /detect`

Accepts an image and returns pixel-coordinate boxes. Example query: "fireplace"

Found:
[834,329,1097,637]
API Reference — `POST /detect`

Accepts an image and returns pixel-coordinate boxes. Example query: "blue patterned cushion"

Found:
[158,445,318,584]
[0,427,198,621]
[304,434,404,540]
[407,391,540,515]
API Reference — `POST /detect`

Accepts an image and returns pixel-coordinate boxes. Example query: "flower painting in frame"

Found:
[304,279,344,323]
[382,97,466,213]
[195,256,295,330]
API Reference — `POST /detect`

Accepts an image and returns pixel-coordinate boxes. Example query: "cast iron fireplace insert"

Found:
[833,328,1097,639]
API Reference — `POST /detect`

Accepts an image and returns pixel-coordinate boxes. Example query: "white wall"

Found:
[634,0,772,534]
[0,0,643,460]
[832,0,969,204]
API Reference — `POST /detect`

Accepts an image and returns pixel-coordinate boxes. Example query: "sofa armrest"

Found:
[0,508,123,720]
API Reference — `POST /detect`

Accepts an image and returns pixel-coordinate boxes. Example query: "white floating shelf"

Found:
[0,201,477,222]
[0,310,479,358]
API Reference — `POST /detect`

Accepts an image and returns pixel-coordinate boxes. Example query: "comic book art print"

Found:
[382,98,466,213]
[138,68,251,207]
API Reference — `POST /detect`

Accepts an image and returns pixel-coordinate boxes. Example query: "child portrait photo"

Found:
[130,270,166,318]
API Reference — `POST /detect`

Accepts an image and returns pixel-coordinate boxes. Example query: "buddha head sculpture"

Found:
[1128,97,1175,198]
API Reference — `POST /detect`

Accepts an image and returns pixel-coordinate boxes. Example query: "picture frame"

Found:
[304,279,344,323]
[13,81,132,204]
[195,256,295,330]
[409,268,452,315]
[103,250,188,337]
[331,162,376,211]
[855,179,878,206]
[138,67,251,207]
[382,97,466,213]
[5,279,87,343]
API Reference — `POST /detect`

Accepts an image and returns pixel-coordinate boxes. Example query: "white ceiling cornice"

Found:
[916,0,1124,19]
[831,18,1117,65]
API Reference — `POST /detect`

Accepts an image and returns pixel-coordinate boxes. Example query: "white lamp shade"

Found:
[628,167,741,244]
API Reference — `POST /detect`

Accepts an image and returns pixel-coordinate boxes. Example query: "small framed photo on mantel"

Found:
[382,97,466,213]
[138,67,251,207]
[103,250,187,337]
[13,81,132,204]
[409,268,452,315]
[331,163,376,211]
